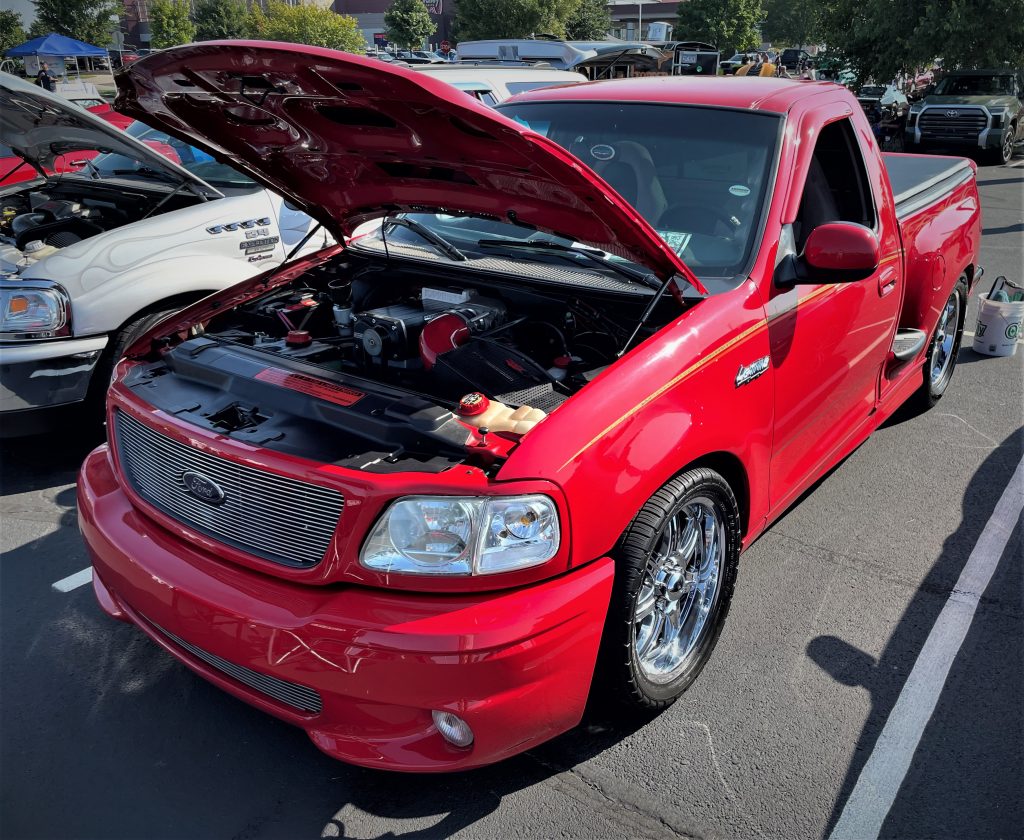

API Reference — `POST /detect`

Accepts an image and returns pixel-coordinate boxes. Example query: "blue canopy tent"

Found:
[4,33,108,80]
[4,33,108,59]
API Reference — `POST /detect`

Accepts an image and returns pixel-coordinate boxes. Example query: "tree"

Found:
[149,0,195,48]
[0,10,26,52]
[384,0,435,50]
[252,2,365,53]
[761,0,822,48]
[455,0,579,40]
[31,0,120,47]
[675,0,764,54]
[565,0,610,40]
[193,0,248,42]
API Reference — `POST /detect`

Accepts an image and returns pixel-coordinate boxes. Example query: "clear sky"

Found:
[8,0,37,27]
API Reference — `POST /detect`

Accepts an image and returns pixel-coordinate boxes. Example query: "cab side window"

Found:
[795,118,875,251]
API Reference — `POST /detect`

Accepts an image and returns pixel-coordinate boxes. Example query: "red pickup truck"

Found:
[78,43,982,772]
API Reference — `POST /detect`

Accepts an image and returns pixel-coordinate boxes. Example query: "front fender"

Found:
[498,279,772,565]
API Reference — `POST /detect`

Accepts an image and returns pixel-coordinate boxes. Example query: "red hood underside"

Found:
[114,41,704,292]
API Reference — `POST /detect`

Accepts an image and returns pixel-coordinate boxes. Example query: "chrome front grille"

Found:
[114,410,344,567]
[919,108,987,139]
[147,617,323,714]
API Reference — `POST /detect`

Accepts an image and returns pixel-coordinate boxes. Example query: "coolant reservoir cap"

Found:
[458,392,489,416]
[23,240,46,254]
[286,330,312,347]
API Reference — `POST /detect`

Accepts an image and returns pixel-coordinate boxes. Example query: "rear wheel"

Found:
[914,277,967,410]
[596,468,741,710]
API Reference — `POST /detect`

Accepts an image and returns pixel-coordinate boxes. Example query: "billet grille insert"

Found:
[146,617,323,714]
[114,410,344,568]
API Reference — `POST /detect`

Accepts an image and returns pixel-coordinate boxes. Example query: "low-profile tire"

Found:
[596,468,741,710]
[914,276,967,410]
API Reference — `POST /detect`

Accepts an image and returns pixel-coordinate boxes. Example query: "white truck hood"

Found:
[0,73,219,198]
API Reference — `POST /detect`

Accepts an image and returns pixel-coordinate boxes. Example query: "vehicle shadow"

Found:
[808,427,1023,837]
[0,422,105,496]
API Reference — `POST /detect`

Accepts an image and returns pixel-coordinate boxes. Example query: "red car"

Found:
[79,43,982,772]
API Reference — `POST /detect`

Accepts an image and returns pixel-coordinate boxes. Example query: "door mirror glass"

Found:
[803,222,880,282]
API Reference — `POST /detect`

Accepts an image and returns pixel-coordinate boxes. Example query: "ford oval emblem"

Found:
[181,470,226,505]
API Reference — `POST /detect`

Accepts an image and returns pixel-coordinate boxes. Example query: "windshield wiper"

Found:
[110,166,211,202]
[476,238,661,290]
[383,216,467,261]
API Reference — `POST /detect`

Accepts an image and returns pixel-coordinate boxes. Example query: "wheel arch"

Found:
[111,289,219,336]
[676,451,751,539]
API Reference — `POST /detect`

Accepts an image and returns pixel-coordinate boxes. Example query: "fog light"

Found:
[432,710,474,748]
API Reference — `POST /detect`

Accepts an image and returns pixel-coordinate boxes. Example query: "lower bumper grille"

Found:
[147,617,323,714]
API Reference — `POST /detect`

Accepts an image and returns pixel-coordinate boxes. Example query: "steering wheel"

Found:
[658,204,738,238]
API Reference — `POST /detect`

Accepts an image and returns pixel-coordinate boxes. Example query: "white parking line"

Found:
[829,452,1024,840]
[52,567,93,593]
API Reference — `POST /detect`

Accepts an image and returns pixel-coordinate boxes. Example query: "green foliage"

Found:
[193,0,248,42]
[0,10,26,53]
[150,0,195,48]
[384,0,435,50]
[250,2,366,53]
[675,0,764,54]
[761,0,822,48]
[565,0,611,40]
[31,0,120,47]
[820,0,1024,84]
[455,0,579,41]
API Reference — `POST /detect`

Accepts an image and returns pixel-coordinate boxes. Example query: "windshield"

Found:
[89,121,258,189]
[934,74,1014,96]
[859,86,886,97]
[478,102,777,283]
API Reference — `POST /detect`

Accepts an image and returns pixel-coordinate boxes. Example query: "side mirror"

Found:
[776,222,880,286]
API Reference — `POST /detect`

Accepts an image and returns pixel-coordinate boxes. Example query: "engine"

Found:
[1,191,113,274]
[206,264,628,415]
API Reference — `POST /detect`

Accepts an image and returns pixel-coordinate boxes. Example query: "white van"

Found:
[411,63,587,106]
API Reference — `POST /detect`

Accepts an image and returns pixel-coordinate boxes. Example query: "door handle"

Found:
[878,267,898,296]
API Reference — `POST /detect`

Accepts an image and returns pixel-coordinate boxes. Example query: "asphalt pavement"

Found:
[1,157,1022,840]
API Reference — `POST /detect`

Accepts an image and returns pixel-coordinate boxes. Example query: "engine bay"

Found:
[0,181,197,274]
[124,252,681,472]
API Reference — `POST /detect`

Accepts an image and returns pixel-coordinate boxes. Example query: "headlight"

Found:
[990,110,1005,129]
[0,283,71,340]
[361,494,560,576]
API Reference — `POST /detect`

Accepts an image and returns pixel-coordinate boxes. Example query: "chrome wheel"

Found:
[1002,129,1014,164]
[929,290,960,387]
[632,497,724,682]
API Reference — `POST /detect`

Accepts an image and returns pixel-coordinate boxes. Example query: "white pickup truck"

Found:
[0,73,329,436]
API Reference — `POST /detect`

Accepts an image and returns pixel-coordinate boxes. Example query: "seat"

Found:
[591,141,668,224]
[794,156,840,250]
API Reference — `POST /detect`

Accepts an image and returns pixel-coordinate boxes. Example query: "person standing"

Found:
[35,62,57,91]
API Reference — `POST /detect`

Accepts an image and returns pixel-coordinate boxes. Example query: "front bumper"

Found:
[78,444,614,772]
[0,336,107,434]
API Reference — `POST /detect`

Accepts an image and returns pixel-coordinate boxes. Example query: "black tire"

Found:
[914,276,967,410]
[84,308,178,424]
[986,123,1016,165]
[595,468,741,710]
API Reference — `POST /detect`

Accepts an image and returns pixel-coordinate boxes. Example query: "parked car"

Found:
[779,48,812,72]
[79,45,981,772]
[906,68,1023,164]
[0,74,329,436]
[55,80,135,130]
[857,83,910,116]
[720,52,759,75]
[412,63,587,105]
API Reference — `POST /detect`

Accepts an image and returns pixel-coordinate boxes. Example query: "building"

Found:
[332,0,456,51]
[606,2,679,41]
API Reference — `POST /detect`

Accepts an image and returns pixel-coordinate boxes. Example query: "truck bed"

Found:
[883,153,975,220]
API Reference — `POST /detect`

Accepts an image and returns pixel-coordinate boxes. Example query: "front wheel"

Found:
[914,277,967,410]
[986,125,1016,165]
[596,468,741,710]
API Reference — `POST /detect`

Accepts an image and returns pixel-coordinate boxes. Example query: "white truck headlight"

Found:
[361,494,560,575]
[0,282,71,340]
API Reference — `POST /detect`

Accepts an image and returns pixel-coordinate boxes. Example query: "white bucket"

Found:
[973,293,1024,357]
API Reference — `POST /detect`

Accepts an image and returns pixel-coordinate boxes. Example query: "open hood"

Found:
[114,40,705,292]
[0,73,219,197]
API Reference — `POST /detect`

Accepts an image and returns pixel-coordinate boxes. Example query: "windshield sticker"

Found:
[658,230,692,256]
[729,184,751,197]
[591,144,615,161]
